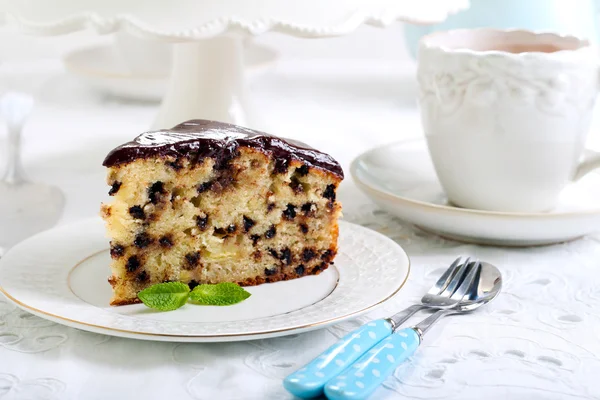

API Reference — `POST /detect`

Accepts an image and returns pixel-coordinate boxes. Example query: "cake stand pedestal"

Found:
[1,0,469,129]
[157,36,253,129]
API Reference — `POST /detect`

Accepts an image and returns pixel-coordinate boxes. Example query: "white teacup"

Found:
[417,29,600,212]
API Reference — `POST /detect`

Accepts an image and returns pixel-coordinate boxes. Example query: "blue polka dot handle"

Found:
[324,328,421,400]
[283,319,393,399]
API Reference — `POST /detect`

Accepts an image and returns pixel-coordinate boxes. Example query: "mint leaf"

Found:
[189,283,251,306]
[137,282,190,311]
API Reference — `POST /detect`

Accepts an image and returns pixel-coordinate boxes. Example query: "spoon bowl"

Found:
[453,261,502,312]
[413,261,502,337]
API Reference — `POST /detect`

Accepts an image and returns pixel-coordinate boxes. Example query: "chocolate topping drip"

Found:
[102,120,344,178]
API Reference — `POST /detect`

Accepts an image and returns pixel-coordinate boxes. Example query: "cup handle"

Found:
[573,149,600,181]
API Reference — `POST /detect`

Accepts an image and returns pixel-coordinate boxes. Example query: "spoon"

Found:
[284,256,476,398]
[0,92,65,251]
[324,261,502,400]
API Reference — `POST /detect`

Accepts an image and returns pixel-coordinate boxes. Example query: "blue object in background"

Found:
[404,0,600,58]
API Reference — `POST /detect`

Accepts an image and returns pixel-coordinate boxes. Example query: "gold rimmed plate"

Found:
[0,218,409,342]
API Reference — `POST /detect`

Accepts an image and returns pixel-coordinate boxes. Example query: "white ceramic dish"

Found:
[0,218,409,342]
[63,44,278,102]
[351,138,600,246]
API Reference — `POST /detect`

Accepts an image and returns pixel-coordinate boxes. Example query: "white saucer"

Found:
[351,138,600,246]
[63,44,278,102]
[0,218,409,342]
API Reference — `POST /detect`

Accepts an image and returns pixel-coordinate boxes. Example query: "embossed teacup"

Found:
[418,29,600,212]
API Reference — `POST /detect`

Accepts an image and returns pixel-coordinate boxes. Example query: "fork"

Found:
[324,260,485,400]
[284,257,474,398]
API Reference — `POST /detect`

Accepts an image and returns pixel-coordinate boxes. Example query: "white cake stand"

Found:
[0,0,468,129]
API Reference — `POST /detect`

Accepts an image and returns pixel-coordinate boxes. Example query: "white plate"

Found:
[351,138,600,246]
[0,219,409,342]
[63,44,278,102]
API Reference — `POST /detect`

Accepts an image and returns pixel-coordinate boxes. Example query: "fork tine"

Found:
[428,257,464,295]
[451,260,482,301]
[439,257,471,297]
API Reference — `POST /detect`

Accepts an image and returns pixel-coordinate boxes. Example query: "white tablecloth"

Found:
[1,50,600,400]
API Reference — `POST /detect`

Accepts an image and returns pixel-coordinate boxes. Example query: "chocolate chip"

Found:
[323,184,336,201]
[134,233,153,249]
[295,265,305,275]
[126,256,140,272]
[274,158,288,174]
[250,234,261,246]
[280,248,292,265]
[136,271,149,283]
[159,235,173,248]
[313,262,327,274]
[227,224,237,234]
[108,181,121,196]
[167,160,183,171]
[196,215,209,231]
[321,249,333,260]
[197,180,213,193]
[188,280,200,290]
[214,228,227,237]
[213,149,240,171]
[267,203,275,213]
[290,178,303,194]
[184,252,201,270]
[265,266,278,276]
[302,248,316,262]
[148,181,165,204]
[187,150,202,165]
[264,225,276,239]
[299,224,309,234]
[282,204,296,220]
[301,202,316,216]
[110,243,125,259]
[243,216,255,232]
[129,205,145,220]
[186,252,200,264]
[268,248,279,259]
[296,164,309,176]
[201,168,236,193]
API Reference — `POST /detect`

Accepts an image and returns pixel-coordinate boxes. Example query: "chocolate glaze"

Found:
[103,120,343,178]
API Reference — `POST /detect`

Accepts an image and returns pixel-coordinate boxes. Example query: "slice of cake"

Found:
[101,120,343,305]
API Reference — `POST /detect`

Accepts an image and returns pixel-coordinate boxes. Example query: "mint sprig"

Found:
[137,282,251,311]
[190,282,252,306]
[137,282,190,311]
